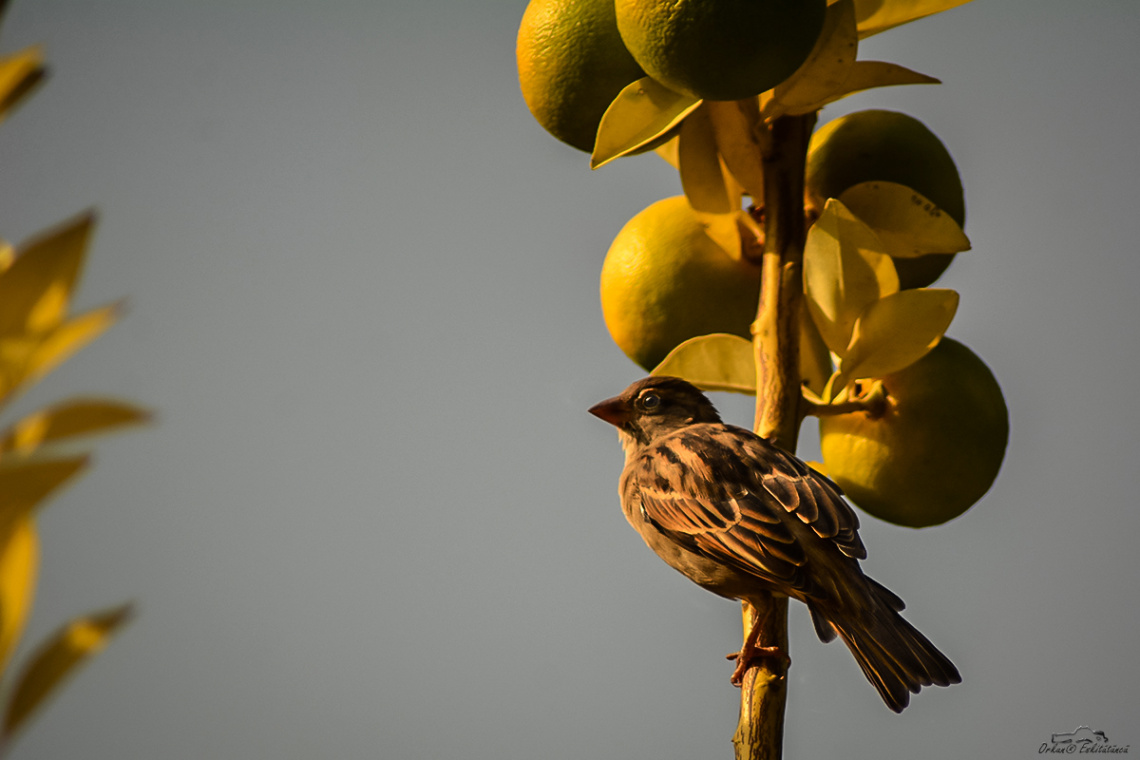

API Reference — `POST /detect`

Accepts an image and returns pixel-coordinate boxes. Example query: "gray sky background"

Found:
[1,1,1138,758]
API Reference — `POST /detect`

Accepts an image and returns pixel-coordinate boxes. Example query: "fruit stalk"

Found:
[735,112,815,760]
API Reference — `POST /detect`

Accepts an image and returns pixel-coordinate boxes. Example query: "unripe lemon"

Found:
[820,338,1008,527]
[615,0,826,101]
[807,109,965,289]
[601,196,761,370]
[517,0,646,152]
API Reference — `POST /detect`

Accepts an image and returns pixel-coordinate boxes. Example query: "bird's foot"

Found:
[726,645,790,687]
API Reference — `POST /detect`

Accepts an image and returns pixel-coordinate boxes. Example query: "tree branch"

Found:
[737,111,816,760]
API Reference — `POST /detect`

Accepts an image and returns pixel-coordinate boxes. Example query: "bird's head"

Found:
[588,376,722,446]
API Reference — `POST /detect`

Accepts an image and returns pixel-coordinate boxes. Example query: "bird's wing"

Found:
[633,423,866,595]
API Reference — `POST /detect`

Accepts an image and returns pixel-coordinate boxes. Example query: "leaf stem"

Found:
[803,380,889,419]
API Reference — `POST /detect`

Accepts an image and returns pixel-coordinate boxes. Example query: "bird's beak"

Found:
[588,396,630,427]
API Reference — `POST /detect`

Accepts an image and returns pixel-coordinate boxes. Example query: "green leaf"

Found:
[763,0,858,120]
[705,99,765,202]
[0,518,37,675]
[839,181,970,258]
[0,398,152,456]
[844,0,976,38]
[803,199,898,356]
[0,46,47,123]
[837,288,959,387]
[678,105,737,215]
[591,77,701,169]
[0,213,94,336]
[651,333,756,394]
[2,604,134,741]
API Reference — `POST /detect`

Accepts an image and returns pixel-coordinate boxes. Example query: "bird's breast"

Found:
[620,481,768,602]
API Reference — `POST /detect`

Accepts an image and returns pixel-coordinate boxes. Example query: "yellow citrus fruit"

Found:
[517,0,646,153]
[601,196,761,370]
[820,338,1008,527]
[615,0,826,101]
[806,110,965,289]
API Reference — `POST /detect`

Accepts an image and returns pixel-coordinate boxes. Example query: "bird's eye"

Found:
[639,392,662,411]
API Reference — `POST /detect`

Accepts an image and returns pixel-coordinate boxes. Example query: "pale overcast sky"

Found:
[1,1,1138,758]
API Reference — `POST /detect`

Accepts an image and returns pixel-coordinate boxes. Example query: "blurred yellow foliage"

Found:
[0,19,147,755]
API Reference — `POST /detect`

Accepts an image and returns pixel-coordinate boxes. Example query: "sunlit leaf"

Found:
[592,77,701,169]
[837,288,958,387]
[19,303,123,394]
[806,460,829,477]
[0,518,37,674]
[654,134,680,169]
[695,209,744,262]
[0,46,47,122]
[0,457,89,526]
[799,300,834,395]
[0,213,94,336]
[2,604,133,740]
[651,333,756,394]
[705,99,765,201]
[836,0,975,38]
[764,0,857,120]
[839,181,969,258]
[803,199,898,355]
[0,241,14,273]
[823,60,939,106]
[679,106,736,215]
[0,398,151,457]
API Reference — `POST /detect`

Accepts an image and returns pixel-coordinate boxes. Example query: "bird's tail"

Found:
[811,577,961,713]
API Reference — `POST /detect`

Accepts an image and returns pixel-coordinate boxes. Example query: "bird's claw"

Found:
[727,645,789,687]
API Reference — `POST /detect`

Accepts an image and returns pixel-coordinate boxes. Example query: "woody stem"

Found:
[737,111,816,760]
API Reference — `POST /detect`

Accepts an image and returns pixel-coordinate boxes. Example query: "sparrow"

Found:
[588,376,960,712]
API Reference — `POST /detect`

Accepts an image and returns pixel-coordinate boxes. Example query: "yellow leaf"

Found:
[0,46,47,123]
[651,333,756,394]
[839,181,970,258]
[0,457,89,527]
[838,0,976,38]
[0,242,14,273]
[764,0,858,120]
[654,134,680,169]
[694,209,744,262]
[0,398,151,457]
[0,213,95,336]
[21,303,122,392]
[824,60,940,106]
[806,460,829,477]
[837,288,959,387]
[591,77,701,169]
[2,604,133,740]
[0,334,39,404]
[679,106,737,215]
[0,518,38,675]
[799,300,834,395]
[803,199,898,355]
[705,99,765,202]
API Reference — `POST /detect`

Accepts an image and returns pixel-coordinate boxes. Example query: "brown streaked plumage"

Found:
[589,376,960,713]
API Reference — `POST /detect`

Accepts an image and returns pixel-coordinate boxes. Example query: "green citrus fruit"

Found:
[517,0,646,153]
[820,337,1008,527]
[806,109,965,289]
[601,196,761,370]
[615,0,826,101]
